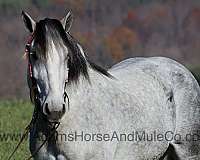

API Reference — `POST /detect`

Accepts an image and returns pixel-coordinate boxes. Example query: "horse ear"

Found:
[61,11,73,32]
[21,11,36,33]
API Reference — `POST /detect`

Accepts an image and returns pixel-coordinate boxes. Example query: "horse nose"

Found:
[44,103,66,121]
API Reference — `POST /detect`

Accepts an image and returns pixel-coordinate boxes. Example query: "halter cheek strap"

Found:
[26,34,34,76]
[25,33,39,103]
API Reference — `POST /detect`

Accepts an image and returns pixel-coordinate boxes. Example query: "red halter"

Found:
[25,33,34,78]
[25,33,39,103]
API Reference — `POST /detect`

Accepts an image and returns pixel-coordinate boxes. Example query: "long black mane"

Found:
[34,18,111,83]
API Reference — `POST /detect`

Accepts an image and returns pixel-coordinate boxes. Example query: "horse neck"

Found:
[65,66,109,101]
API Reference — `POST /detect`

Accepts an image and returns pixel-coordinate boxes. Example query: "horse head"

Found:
[22,11,75,122]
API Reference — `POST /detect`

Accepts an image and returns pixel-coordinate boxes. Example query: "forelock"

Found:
[34,18,67,59]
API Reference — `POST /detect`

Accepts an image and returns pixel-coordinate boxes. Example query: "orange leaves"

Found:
[142,5,170,29]
[105,38,124,61]
[105,26,140,61]
[186,7,200,25]
[190,8,200,18]
[127,10,138,22]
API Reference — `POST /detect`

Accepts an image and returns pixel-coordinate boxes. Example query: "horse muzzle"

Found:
[43,102,66,122]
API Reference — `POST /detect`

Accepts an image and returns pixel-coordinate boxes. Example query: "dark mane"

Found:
[34,18,112,83]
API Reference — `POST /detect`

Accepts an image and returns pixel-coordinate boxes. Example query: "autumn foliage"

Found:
[105,26,140,61]
[0,0,200,98]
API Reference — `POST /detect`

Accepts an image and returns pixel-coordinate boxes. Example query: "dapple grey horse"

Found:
[22,11,200,160]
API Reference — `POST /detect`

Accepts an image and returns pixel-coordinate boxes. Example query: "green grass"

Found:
[0,100,33,160]
[190,67,200,84]
[192,67,200,77]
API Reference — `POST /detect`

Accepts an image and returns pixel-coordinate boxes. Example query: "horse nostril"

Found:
[45,103,51,115]
[62,104,66,113]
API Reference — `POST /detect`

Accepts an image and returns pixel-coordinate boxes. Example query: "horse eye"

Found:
[30,53,38,60]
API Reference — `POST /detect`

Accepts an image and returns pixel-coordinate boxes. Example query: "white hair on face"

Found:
[46,39,67,94]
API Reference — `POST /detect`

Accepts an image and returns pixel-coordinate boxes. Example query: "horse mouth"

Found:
[48,119,61,123]
[41,113,62,124]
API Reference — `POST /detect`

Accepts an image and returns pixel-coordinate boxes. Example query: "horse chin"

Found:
[46,117,61,124]
[45,118,61,130]
[42,114,61,126]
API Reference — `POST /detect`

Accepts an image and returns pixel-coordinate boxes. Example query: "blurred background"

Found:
[0,0,200,99]
[0,0,200,158]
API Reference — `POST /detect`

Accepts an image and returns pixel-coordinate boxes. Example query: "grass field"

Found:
[0,100,33,160]
[191,67,200,84]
